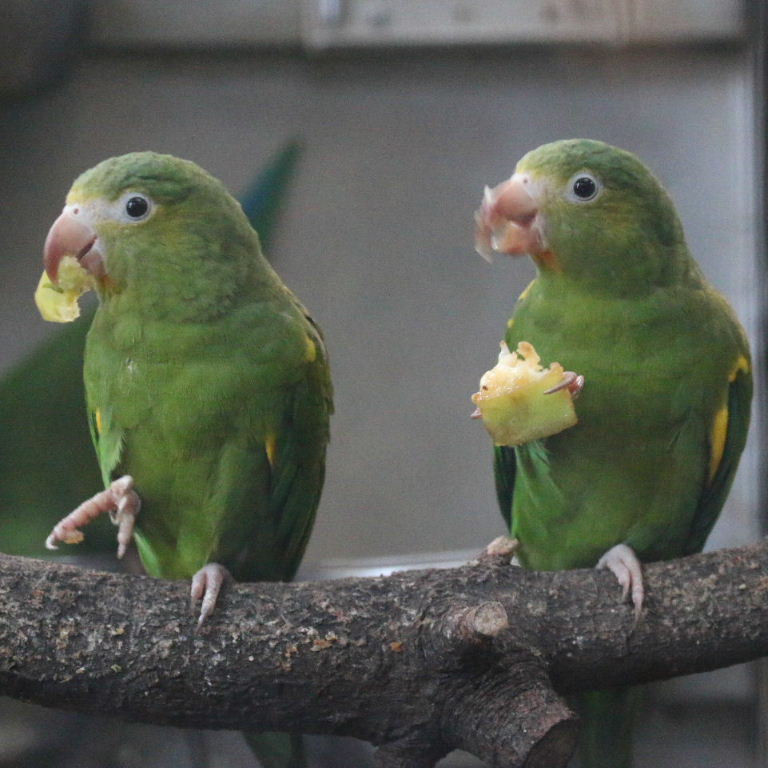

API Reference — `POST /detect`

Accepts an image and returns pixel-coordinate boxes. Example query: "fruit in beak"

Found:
[36,205,102,323]
[44,206,104,283]
[474,173,543,260]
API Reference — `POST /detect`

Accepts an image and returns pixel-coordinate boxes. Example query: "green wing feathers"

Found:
[684,359,752,555]
[267,338,332,580]
[493,445,516,531]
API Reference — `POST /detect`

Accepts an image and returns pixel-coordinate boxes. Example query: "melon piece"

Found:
[35,256,94,323]
[471,341,578,446]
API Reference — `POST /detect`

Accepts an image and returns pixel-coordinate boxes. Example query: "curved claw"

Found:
[45,474,140,559]
[190,563,232,629]
[109,478,141,559]
[484,535,519,558]
[544,371,585,398]
[596,543,644,623]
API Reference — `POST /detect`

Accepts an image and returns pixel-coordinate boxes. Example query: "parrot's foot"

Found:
[596,543,644,621]
[45,475,141,559]
[190,563,232,629]
[544,370,585,398]
[484,535,519,558]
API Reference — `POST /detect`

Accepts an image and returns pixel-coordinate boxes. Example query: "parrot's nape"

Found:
[473,138,752,768]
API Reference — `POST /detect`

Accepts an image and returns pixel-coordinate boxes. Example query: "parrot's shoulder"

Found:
[696,282,751,351]
[230,287,331,387]
[509,277,748,359]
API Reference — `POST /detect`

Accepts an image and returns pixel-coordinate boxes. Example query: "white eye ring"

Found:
[565,172,602,203]
[120,193,153,222]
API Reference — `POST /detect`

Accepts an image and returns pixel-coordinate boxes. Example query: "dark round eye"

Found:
[125,195,150,219]
[572,176,598,200]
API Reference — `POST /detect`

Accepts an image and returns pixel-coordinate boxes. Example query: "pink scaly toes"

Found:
[108,477,141,559]
[484,535,519,558]
[190,563,232,629]
[596,543,644,622]
[45,474,141,559]
[544,371,585,398]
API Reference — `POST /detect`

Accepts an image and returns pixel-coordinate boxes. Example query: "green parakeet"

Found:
[39,151,332,767]
[474,139,752,768]
[1,142,300,559]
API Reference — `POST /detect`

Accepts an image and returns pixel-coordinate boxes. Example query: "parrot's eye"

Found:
[124,195,151,221]
[573,177,596,199]
[566,173,601,203]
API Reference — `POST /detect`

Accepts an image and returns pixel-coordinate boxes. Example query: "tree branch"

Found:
[0,540,766,768]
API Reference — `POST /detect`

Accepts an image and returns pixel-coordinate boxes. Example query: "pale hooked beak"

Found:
[43,205,105,283]
[474,173,543,261]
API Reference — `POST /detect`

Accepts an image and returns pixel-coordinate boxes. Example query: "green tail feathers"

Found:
[243,732,306,768]
[574,688,640,768]
[239,140,301,250]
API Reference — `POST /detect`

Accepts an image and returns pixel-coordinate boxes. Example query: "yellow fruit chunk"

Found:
[34,256,94,323]
[471,341,578,446]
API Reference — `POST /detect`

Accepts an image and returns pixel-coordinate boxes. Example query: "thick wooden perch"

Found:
[0,540,766,768]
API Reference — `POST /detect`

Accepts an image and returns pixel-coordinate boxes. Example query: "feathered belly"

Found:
[511,391,710,570]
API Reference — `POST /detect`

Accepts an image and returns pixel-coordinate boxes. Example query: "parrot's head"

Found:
[41,152,258,320]
[475,139,691,295]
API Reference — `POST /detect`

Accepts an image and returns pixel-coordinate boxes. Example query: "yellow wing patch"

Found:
[707,355,750,484]
[305,335,318,362]
[729,355,750,382]
[265,433,278,469]
[516,280,536,304]
[708,406,728,485]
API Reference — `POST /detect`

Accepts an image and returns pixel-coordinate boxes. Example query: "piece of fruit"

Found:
[35,256,94,323]
[471,341,578,446]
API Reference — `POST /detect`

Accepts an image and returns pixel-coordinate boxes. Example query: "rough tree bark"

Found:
[0,540,766,768]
